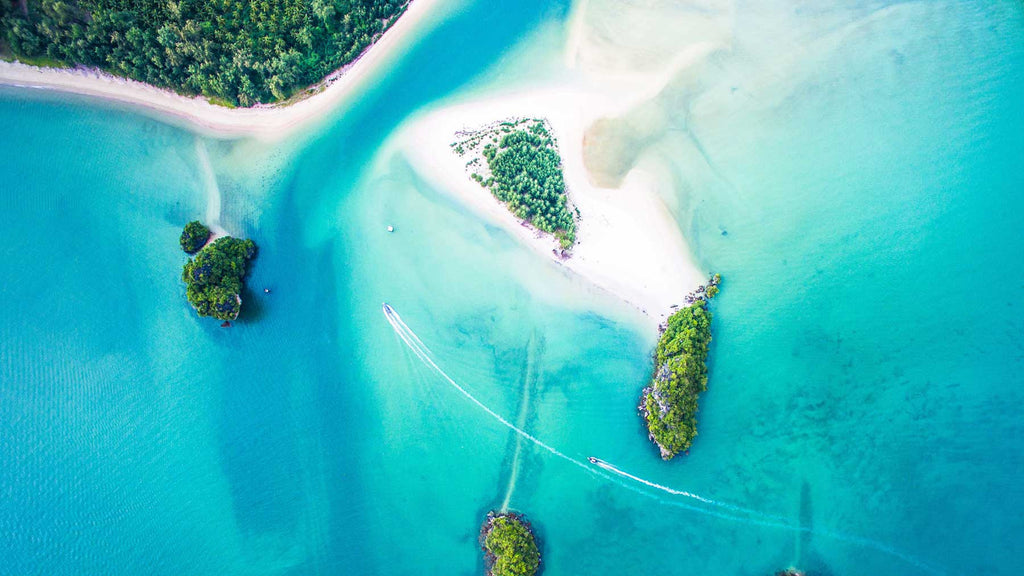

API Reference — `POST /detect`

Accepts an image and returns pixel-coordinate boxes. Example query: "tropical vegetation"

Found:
[480,512,540,576]
[455,119,576,249]
[639,275,720,459]
[181,231,257,321]
[179,220,210,254]
[0,0,408,106]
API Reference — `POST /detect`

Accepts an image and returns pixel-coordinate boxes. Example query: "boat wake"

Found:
[381,303,943,575]
[589,457,714,504]
[383,303,585,469]
[384,303,797,519]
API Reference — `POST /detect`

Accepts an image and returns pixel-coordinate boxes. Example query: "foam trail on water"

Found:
[384,303,768,513]
[592,458,800,522]
[384,303,582,468]
[383,305,736,509]
[592,458,713,503]
[383,303,711,505]
[381,303,943,575]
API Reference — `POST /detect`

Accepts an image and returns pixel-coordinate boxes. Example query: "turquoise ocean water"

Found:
[1,0,1022,574]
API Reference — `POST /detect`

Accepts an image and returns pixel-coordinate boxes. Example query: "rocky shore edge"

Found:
[479,511,541,576]
[638,273,721,459]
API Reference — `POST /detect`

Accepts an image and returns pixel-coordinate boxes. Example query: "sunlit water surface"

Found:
[1,0,1022,574]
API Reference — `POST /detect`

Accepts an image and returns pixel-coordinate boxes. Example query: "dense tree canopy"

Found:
[1,0,408,105]
[481,513,540,576]
[641,299,713,459]
[179,220,210,254]
[480,122,576,248]
[181,234,257,321]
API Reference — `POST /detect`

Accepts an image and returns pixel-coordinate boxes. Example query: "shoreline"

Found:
[2,0,707,324]
[397,85,706,324]
[0,0,445,140]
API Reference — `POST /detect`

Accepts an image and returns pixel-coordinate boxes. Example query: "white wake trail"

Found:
[593,459,714,503]
[383,304,584,470]
[381,303,943,575]
[383,303,765,514]
[592,458,804,523]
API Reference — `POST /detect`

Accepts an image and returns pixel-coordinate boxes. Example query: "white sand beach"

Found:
[397,84,707,323]
[1,0,713,322]
[0,0,447,140]
[386,0,740,322]
[391,0,734,323]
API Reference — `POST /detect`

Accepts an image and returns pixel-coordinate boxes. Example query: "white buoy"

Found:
[387,225,394,233]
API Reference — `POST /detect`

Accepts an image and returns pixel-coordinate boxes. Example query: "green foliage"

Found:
[706,284,719,298]
[479,125,575,248]
[179,220,210,254]
[1,0,408,106]
[481,513,540,576]
[641,299,713,459]
[181,235,257,321]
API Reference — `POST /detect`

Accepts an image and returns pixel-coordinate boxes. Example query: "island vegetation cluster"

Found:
[453,119,577,249]
[0,0,408,106]
[178,221,257,321]
[639,274,721,459]
[479,511,540,576]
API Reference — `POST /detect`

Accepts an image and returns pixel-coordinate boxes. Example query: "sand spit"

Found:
[397,84,706,323]
[390,0,736,322]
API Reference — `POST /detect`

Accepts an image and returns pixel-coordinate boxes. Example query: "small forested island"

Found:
[453,118,577,249]
[0,0,409,106]
[479,511,541,576]
[639,274,721,460]
[179,221,257,321]
[179,220,210,254]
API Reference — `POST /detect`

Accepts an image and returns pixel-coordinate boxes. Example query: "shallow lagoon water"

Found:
[1,0,1023,575]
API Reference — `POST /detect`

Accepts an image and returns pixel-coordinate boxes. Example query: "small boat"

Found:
[587,456,599,465]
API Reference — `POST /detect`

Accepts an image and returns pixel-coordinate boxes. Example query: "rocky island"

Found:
[179,221,257,322]
[639,274,721,459]
[452,118,577,250]
[179,220,211,255]
[479,511,541,576]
